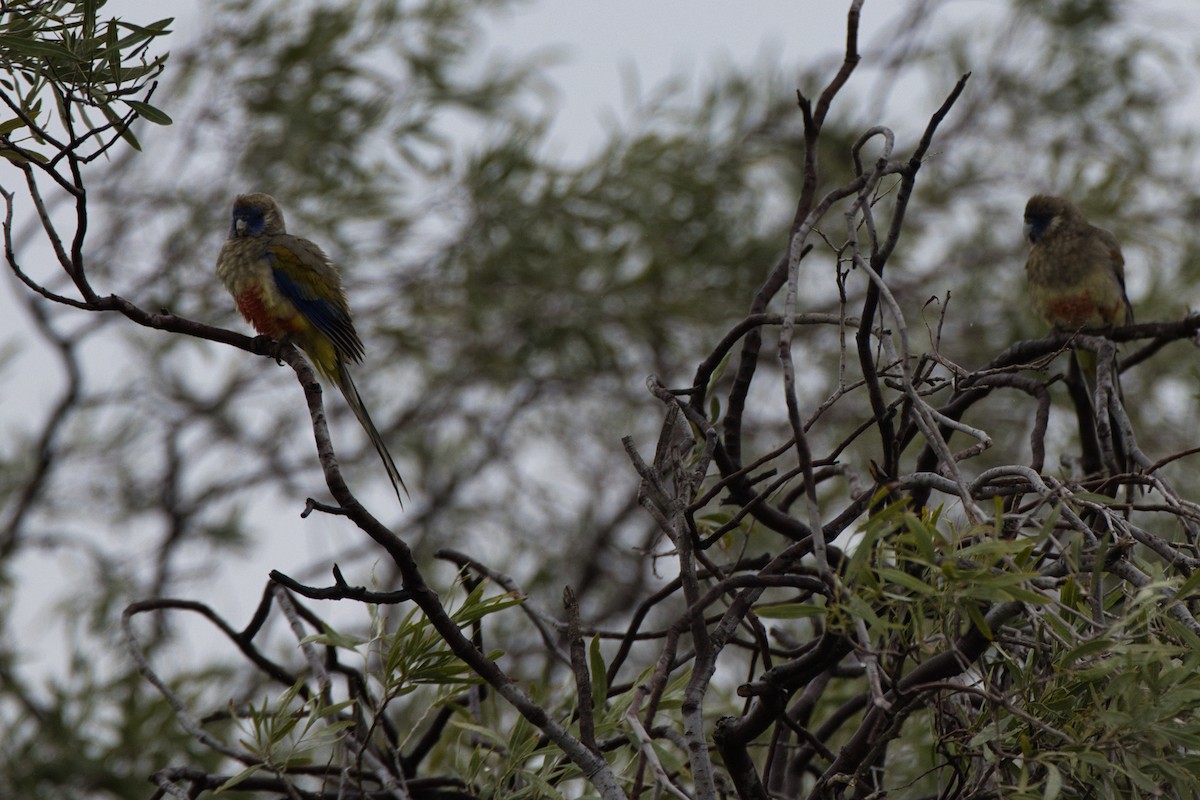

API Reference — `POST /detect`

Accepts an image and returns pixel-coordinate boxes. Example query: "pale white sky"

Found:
[486,0,893,158]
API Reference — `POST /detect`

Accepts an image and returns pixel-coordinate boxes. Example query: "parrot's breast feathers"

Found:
[234,284,306,339]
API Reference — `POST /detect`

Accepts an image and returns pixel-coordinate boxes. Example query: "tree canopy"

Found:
[4,0,1200,798]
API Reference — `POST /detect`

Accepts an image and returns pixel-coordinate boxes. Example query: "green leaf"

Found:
[114,62,165,83]
[902,513,937,562]
[1173,568,1200,601]
[99,102,140,151]
[82,0,98,41]
[1036,503,1062,540]
[963,601,993,640]
[1059,576,1081,610]
[0,146,47,163]
[1043,762,1062,800]
[0,117,27,135]
[114,17,175,49]
[453,591,522,625]
[844,594,886,632]
[995,584,1050,605]
[215,764,264,793]
[755,602,825,619]
[588,634,607,712]
[1073,491,1122,505]
[312,699,356,719]
[0,34,82,61]
[104,19,120,76]
[1060,637,1114,667]
[301,625,365,651]
[126,100,172,125]
[705,348,732,395]
[876,566,935,595]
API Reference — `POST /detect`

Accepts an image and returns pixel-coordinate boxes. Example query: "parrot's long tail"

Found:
[335,363,408,508]
[1073,347,1127,474]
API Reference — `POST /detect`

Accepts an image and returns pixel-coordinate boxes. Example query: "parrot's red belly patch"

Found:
[1045,293,1120,328]
[235,286,304,338]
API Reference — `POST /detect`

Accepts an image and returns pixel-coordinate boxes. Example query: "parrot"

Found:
[1023,194,1133,335]
[215,192,407,507]
[1023,193,1133,390]
[1023,193,1133,472]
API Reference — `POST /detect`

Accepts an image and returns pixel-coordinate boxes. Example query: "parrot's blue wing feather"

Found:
[267,245,365,363]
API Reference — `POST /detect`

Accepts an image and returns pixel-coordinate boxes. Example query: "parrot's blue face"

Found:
[231,204,267,238]
[1023,209,1054,244]
[1022,200,1060,244]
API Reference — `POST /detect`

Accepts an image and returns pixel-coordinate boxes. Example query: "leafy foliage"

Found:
[0,0,171,156]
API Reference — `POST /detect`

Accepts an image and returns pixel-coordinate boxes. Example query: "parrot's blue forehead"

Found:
[230,203,267,237]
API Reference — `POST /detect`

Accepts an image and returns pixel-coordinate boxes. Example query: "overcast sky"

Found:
[485,1,892,158]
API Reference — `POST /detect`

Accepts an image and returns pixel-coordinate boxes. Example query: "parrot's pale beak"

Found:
[234,218,247,236]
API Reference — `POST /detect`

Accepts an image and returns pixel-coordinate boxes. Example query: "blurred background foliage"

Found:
[3,0,1200,796]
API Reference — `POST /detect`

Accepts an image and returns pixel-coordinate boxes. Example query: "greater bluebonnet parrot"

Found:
[216,192,407,507]
[1024,194,1133,333]
[1023,193,1134,472]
